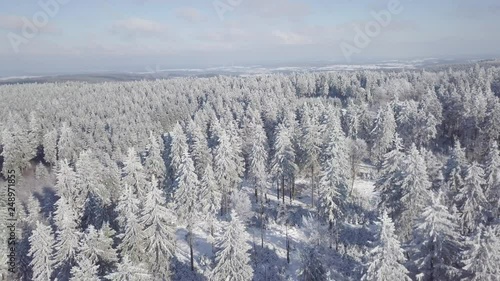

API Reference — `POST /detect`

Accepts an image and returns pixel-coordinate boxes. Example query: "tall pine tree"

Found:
[397,144,432,240]
[362,212,411,281]
[173,149,200,271]
[410,192,462,281]
[140,176,176,279]
[457,162,488,235]
[28,221,55,281]
[211,211,253,281]
[462,225,500,281]
[484,140,500,218]
[375,134,405,219]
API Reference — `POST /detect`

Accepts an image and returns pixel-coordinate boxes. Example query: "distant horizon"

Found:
[2,0,500,77]
[0,54,498,78]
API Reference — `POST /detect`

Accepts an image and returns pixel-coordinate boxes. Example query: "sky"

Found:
[0,0,499,76]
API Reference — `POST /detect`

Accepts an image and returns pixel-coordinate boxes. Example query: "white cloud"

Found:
[272,30,311,45]
[110,17,167,38]
[175,7,205,23]
[242,0,311,21]
[0,15,61,34]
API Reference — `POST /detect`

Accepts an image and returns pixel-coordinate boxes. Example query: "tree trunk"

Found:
[260,202,265,248]
[335,226,339,252]
[317,179,320,211]
[430,243,434,281]
[350,156,356,197]
[210,223,215,254]
[281,175,285,204]
[290,174,295,203]
[311,166,314,207]
[277,178,280,200]
[329,221,333,249]
[220,193,225,216]
[286,225,290,264]
[189,230,194,271]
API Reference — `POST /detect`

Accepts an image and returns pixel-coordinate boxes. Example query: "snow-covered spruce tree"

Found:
[27,112,42,155]
[240,108,260,159]
[370,103,397,165]
[17,225,33,281]
[82,191,109,230]
[230,189,253,223]
[69,252,100,281]
[1,122,32,176]
[297,246,326,281]
[28,221,55,281]
[277,202,291,263]
[484,140,500,217]
[318,119,350,249]
[248,115,269,202]
[211,211,253,281]
[75,150,108,201]
[20,115,37,166]
[302,212,328,248]
[173,149,200,271]
[444,140,467,205]
[144,131,166,182]
[485,99,500,142]
[100,154,122,203]
[140,175,176,278]
[115,183,140,228]
[199,162,221,243]
[375,134,405,219]
[247,117,270,248]
[78,224,118,275]
[76,150,108,225]
[361,212,411,281]
[25,195,42,227]
[186,120,211,179]
[121,147,148,200]
[43,128,58,166]
[410,192,462,281]
[347,138,368,194]
[397,144,432,241]
[457,161,488,235]
[168,122,189,184]
[213,125,244,215]
[299,105,323,207]
[117,199,144,263]
[99,222,120,272]
[105,255,151,281]
[53,195,82,279]
[54,159,81,214]
[421,148,445,192]
[58,122,77,163]
[462,225,500,281]
[34,162,49,183]
[226,120,245,166]
[271,123,298,204]
[344,100,361,139]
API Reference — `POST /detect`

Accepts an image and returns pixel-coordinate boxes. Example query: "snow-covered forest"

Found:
[1,64,500,281]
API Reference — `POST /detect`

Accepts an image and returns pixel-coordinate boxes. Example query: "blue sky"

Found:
[0,0,499,76]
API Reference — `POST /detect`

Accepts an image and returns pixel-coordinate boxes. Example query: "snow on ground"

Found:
[173,178,376,280]
[353,180,375,200]
[351,179,377,211]
[0,75,42,81]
